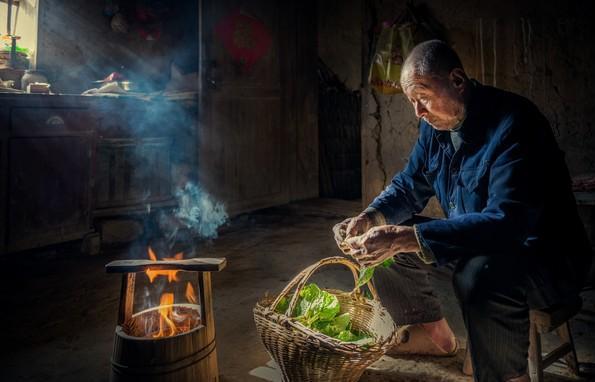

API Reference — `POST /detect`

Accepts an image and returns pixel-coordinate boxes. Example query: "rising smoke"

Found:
[173,181,228,239]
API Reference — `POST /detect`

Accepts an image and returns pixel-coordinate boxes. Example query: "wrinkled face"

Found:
[401,71,467,131]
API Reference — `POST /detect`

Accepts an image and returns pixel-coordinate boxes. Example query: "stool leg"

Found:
[528,323,543,382]
[463,345,474,376]
[556,322,579,375]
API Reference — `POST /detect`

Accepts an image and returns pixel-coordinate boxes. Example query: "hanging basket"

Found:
[254,256,397,382]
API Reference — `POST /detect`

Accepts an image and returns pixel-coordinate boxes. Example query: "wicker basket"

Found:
[254,256,397,382]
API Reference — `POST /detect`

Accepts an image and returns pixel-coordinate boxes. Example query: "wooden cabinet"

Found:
[0,98,97,253]
[94,138,173,215]
[8,135,93,251]
[0,94,195,254]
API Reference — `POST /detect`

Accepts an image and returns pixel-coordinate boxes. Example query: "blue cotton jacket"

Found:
[368,82,591,276]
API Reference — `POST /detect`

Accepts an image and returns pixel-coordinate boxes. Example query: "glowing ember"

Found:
[124,247,201,338]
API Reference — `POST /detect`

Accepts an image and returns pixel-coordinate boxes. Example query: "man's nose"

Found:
[414,102,427,118]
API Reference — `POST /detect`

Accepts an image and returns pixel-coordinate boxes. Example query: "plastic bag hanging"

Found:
[368,22,416,95]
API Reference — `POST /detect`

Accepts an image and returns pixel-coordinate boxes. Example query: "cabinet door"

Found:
[94,138,174,213]
[7,136,93,251]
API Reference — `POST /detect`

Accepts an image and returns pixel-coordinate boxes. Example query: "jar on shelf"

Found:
[21,70,48,91]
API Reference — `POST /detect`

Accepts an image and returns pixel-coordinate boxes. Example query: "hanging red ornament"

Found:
[214,9,272,72]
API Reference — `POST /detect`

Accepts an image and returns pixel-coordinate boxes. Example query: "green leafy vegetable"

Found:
[356,256,396,288]
[275,296,289,315]
[356,266,375,288]
[380,257,396,268]
[296,283,340,326]
[273,283,374,344]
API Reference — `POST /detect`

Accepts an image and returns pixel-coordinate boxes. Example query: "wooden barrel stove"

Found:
[106,258,226,382]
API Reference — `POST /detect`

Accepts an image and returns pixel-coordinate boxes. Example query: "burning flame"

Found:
[145,247,181,283]
[164,252,184,261]
[154,293,178,338]
[148,246,158,261]
[133,247,200,339]
[186,282,197,304]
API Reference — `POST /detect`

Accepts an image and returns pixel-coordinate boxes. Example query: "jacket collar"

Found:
[433,79,488,148]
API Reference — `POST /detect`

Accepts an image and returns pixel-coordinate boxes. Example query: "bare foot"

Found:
[421,318,457,353]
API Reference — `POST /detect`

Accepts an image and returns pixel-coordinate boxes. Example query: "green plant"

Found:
[274,283,374,345]
[1,42,30,56]
[356,256,396,288]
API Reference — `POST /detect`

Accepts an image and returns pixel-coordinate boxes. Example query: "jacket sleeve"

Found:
[415,112,546,265]
[368,124,436,225]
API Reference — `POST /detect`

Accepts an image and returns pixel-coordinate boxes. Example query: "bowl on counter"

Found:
[92,80,136,92]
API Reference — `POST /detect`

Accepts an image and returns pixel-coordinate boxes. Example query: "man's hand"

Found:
[345,213,374,238]
[332,217,353,254]
[345,225,420,266]
[332,213,374,255]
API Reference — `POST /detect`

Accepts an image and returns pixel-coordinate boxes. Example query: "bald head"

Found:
[401,40,465,88]
[400,40,469,131]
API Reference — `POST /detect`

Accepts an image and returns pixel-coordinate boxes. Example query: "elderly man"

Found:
[334,40,591,381]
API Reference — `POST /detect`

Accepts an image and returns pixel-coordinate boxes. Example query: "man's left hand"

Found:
[345,225,420,266]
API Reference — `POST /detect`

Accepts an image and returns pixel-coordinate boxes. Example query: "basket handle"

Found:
[271,256,379,317]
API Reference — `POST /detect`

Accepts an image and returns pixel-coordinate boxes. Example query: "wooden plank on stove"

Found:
[106,258,227,273]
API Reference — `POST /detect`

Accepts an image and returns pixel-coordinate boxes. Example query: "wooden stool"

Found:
[528,297,582,381]
[462,297,582,381]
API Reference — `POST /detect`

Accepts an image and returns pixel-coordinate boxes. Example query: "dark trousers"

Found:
[374,253,581,382]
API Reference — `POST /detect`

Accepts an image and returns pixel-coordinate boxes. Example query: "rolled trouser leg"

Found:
[453,255,530,382]
[374,253,444,325]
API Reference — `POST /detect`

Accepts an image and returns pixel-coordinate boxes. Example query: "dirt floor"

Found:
[2,199,594,382]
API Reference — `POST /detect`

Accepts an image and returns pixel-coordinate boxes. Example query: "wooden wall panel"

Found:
[199,0,317,216]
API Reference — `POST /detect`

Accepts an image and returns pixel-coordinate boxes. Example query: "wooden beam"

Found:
[106,258,227,273]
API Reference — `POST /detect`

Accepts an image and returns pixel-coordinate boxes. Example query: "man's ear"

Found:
[450,68,467,91]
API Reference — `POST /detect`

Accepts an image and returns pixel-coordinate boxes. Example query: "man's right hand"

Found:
[346,213,374,238]
[332,213,374,255]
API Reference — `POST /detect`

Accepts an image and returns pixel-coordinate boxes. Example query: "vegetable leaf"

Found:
[356,267,375,288]
[275,296,289,314]
[380,257,396,268]
[275,283,374,344]
[356,256,396,288]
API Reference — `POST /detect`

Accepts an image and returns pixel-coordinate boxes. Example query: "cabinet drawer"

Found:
[10,107,95,136]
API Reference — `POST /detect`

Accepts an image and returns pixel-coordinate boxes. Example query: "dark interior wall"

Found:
[36,0,198,94]
[317,0,363,199]
[317,0,362,91]
[361,0,595,218]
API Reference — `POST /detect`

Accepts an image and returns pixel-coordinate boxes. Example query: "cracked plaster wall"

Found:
[362,0,595,219]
